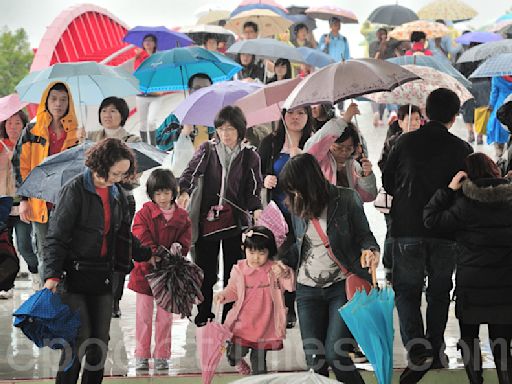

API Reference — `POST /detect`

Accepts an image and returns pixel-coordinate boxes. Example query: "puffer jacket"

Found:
[43,169,151,294]
[424,178,512,324]
[13,81,80,223]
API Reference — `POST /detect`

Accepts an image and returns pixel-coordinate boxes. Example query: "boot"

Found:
[112,299,121,318]
[492,342,512,384]
[457,339,483,384]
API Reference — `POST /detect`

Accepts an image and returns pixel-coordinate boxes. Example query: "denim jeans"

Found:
[32,221,49,281]
[9,216,38,274]
[392,237,457,361]
[296,281,364,384]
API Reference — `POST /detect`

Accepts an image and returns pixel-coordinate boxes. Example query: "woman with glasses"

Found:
[177,106,263,326]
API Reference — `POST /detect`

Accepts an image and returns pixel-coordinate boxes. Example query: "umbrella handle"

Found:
[371,264,377,288]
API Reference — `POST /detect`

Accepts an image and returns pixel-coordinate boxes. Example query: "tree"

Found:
[0,27,33,97]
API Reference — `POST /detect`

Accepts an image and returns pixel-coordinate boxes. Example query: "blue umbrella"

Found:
[456,31,503,45]
[339,287,395,384]
[387,55,471,88]
[123,26,193,50]
[469,53,512,78]
[134,47,242,93]
[297,47,335,68]
[227,38,305,63]
[497,13,512,23]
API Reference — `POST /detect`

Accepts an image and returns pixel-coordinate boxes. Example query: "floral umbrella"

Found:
[388,20,449,40]
[417,0,477,23]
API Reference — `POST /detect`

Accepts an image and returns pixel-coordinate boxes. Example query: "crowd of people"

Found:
[1,12,512,384]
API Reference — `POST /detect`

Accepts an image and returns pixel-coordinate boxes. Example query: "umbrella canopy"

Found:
[366,64,473,108]
[227,38,305,63]
[297,47,335,68]
[339,287,395,384]
[225,9,293,37]
[173,80,262,126]
[283,59,420,110]
[457,40,512,64]
[197,320,233,384]
[134,46,242,93]
[387,55,471,88]
[17,141,166,204]
[180,25,234,44]
[235,77,302,126]
[237,0,287,13]
[0,94,28,122]
[15,62,139,105]
[123,26,193,50]
[456,31,503,45]
[231,4,287,18]
[388,20,449,40]
[232,370,340,383]
[197,10,231,26]
[417,0,477,23]
[13,288,81,350]
[305,6,358,24]
[469,53,512,78]
[256,201,288,247]
[287,14,317,33]
[367,5,418,27]
[497,13,512,23]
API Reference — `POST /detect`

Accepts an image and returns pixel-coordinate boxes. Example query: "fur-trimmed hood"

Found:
[462,178,512,203]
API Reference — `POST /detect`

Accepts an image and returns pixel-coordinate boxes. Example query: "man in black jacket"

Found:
[383,88,473,383]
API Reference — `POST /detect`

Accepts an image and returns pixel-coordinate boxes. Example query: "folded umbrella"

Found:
[297,47,335,68]
[17,141,166,204]
[457,40,512,64]
[469,53,512,78]
[225,9,293,38]
[456,31,503,45]
[256,201,288,247]
[174,80,262,126]
[367,5,418,27]
[305,5,358,24]
[0,94,28,122]
[123,26,193,50]
[283,59,420,110]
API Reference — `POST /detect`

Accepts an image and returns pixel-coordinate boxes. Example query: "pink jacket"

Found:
[221,260,295,340]
[304,118,377,202]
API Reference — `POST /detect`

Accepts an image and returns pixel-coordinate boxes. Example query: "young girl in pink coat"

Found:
[215,226,295,375]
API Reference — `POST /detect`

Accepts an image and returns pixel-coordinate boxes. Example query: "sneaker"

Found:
[0,289,13,299]
[154,358,169,370]
[135,358,149,370]
[349,346,368,363]
[236,359,251,375]
[31,274,42,291]
[286,311,297,329]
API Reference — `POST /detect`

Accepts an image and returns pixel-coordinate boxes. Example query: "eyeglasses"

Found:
[331,145,354,153]
[216,126,237,133]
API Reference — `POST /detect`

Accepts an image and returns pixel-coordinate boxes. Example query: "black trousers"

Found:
[195,234,242,323]
[56,292,113,384]
[227,342,268,375]
[111,272,125,302]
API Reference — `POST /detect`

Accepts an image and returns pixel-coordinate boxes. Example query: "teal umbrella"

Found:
[134,46,242,93]
[339,286,395,384]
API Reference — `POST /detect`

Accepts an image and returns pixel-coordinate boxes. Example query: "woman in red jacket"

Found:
[128,169,192,371]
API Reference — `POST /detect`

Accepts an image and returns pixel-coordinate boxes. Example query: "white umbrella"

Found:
[233,370,339,383]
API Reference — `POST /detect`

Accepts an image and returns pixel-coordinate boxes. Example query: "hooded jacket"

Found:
[424,178,512,324]
[487,76,512,145]
[13,81,80,223]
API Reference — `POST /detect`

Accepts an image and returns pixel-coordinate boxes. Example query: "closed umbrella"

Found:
[134,46,242,93]
[417,0,477,23]
[225,9,293,37]
[123,26,193,50]
[305,5,358,24]
[456,31,503,45]
[227,38,305,63]
[297,47,335,68]
[173,80,262,126]
[282,58,420,110]
[367,5,418,27]
[388,20,449,40]
[0,94,28,122]
[469,53,512,78]
[457,40,512,64]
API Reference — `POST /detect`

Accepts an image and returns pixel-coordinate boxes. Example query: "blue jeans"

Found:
[392,237,457,361]
[9,216,38,274]
[296,281,364,383]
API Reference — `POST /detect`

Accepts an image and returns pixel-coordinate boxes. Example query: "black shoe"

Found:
[400,356,433,384]
[112,300,121,318]
[195,313,214,327]
[286,311,297,329]
[431,352,449,369]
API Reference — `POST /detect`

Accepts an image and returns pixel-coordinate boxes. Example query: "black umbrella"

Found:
[367,5,418,27]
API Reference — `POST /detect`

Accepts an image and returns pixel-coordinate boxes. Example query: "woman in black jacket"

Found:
[424,153,512,384]
[43,138,152,384]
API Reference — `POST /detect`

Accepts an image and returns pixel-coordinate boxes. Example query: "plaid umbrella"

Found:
[256,201,288,247]
[388,20,449,40]
[417,0,477,23]
[469,53,512,78]
[457,40,512,64]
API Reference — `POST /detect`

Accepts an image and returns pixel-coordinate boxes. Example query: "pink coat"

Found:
[221,260,295,340]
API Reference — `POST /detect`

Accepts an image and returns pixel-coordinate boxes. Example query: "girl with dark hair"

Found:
[129,168,191,371]
[424,153,512,384]
[237,53,264,82]
[215,226,294,376]
[178,106,263,326]
[311,103,335,131]
[266,58,292,84]
[279,153,379,384]
[42,138,152,383]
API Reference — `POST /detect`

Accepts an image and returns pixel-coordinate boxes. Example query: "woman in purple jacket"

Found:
[178,106,263,326]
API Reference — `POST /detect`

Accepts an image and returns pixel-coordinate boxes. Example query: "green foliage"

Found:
[0,27,33,97]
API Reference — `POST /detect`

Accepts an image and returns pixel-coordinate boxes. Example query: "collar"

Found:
[83,168,119,199]
[462,178,512,203]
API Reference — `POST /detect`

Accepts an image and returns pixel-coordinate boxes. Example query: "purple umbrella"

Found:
[456,31,503,45]
[173,80,262,126]
[123,26,193,51]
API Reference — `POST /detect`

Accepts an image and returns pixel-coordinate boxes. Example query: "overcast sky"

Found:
[1,0,510,58]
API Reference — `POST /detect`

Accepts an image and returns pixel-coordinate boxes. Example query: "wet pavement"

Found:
[0,102,499,380]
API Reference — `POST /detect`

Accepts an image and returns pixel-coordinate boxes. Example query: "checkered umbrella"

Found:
[457,40,512,64]
[469,53,512,78]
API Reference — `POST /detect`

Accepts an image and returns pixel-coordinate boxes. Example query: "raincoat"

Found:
[487,76,512,145]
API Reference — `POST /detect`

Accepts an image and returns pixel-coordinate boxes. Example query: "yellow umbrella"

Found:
[197,10,231,26]
[225,9,292,37]
[388,20,449,40]
[417,0,477,23]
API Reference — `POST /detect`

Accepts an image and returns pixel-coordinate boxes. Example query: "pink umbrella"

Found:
[305,5,358,24]
[197,320,233,384]
[0,94,28,122]
[256,201,289,247]
[238,0,288,13]
[235,77,302,126]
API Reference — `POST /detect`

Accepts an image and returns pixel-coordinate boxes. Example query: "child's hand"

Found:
[271,261,290,279]
[214,293,226,304]
[149,255,161,267]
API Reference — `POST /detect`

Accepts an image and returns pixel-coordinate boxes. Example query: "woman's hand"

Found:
[253,209,263,222]
[214,292,226,304]
[264,175,278,189]
[361,249,380,269]
[271,261,290,279]
[360,157,373,176]
[44,279,59,293]
[448,171,467,191]
[177,192,190,209]
[19,200,32,224]
[342,103,360,123]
